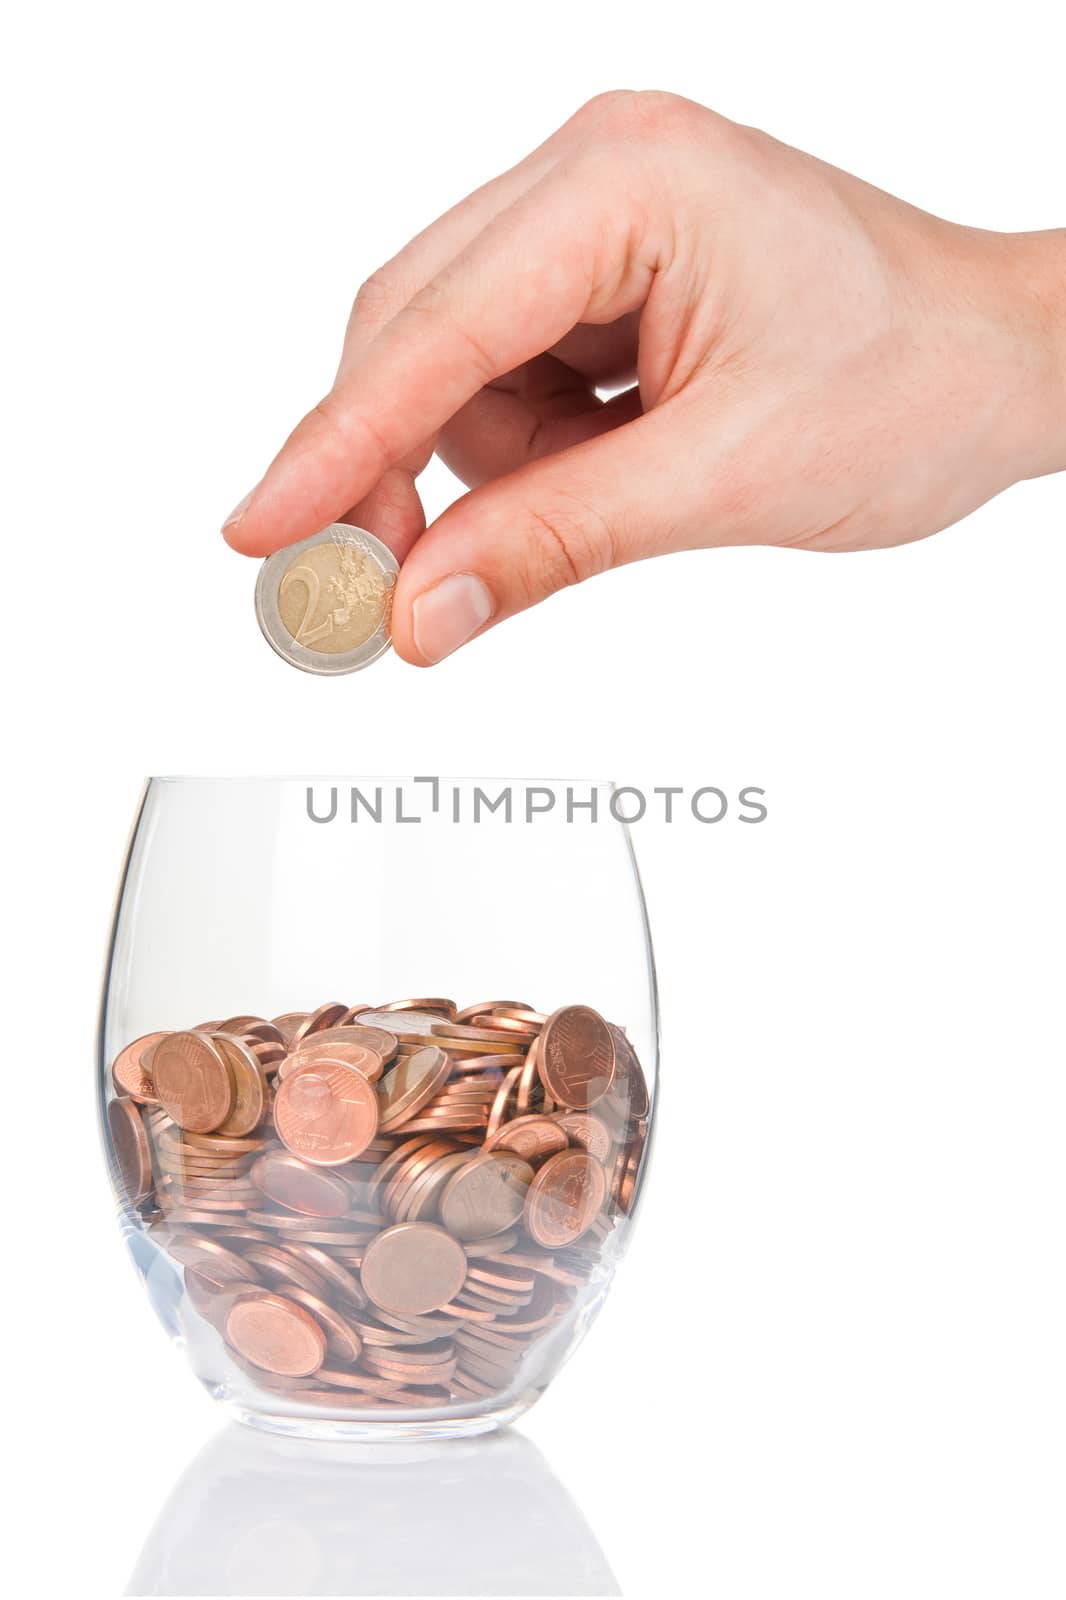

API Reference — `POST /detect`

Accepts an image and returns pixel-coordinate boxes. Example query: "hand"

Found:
[222,91,1066,666]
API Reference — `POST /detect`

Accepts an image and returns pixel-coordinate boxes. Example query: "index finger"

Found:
[223,164,653,556]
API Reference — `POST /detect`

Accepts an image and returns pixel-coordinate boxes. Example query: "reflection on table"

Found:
[127,1421,620,1596]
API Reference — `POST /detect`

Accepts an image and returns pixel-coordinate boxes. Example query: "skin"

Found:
[223,90,1066,666]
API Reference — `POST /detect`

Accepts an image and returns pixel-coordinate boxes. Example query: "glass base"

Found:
[228,1395,536,1442]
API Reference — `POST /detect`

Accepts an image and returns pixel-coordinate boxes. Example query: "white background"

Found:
[3,1,1064,1595]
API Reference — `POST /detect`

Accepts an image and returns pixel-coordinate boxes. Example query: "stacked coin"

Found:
[106,997,650,1411]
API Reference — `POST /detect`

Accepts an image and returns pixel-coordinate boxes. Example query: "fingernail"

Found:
[411,572,495,663]
[222,487,255,531]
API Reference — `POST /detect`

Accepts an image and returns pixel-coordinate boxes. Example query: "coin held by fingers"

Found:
[255,525,399,675]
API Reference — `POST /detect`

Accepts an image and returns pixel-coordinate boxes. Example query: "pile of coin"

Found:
[107,997,650,1411]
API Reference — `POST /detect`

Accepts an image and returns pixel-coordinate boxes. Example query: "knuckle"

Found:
[403,281,499,386]
[350,267,407,333]
[307,391,391,473]
[575,88,698,138]
[518,493,614,600]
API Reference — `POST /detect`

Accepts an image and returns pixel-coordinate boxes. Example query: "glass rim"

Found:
[146,774,623,787]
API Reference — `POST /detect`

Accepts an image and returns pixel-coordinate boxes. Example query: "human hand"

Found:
[222,91,1066,665]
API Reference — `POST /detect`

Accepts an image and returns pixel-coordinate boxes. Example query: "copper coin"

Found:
[211,1035,268,1137]
[291,1002,349,1045]
[311,1023,398,1055]
[152,1032,235,1133]
[376,997,456,1016]
[397,1112,490,1135]
[554,1111,613,1162]
[439,1153,534,1241]
[400,1149,474,1223]
[168,1235,259,1281]
[478,1006,547,1025]
[247,1038,287,1068]
[274,1060,379,1165]
[163,1171,259,1192]
[618,1119,650,1215]
[354,1008,458,1040]
[608,1024,650,1119]
[539,1006,615,1109]
[488,1274,561,1332]
[111,1031,167,1104]
[515,1036,547,1116]
[449,1053,525,1073]
[156,1206,250,1226]
[360,1223,468,1315]
[361,1338,455,1369]
[363,1356,458,1386]
[430,1021,526,1045]
[456,1273,533,1306]
[217,1015,268,1038]
[184,1266,247,1326]
[484,1114,569,1163]
[160,1188,252,1211]
[224,1291,327,1376]
[377,1046,451,1132]
[466,1260,537,1293]
[468,1014,540,1037]
[283,1243,367,1307]
[241,1020,287,1046]
[462,1228,519,1257]
[282,1286,363,1362]
[524,1150,606,1247]
[179,1129,270,1154]
[313,1367,408,1394]
[280,1229,373,1246]
[454,1000,532,1024]
[107,1096,154,1203]
[271,1012,309,1044]
[339,1004,372,1023]
[383,1139,459,1218]
[241,1244,333,1297]
[485,1065,523,1139]
[249,1150,352,1217]
[289,1038,384,1083]
[368,1134,440,1197]
[353,1318,437,1348]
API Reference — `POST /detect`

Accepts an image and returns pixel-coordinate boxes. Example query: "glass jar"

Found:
[99,777,658,1439]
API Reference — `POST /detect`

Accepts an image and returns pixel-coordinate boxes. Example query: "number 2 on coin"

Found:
[280,564,332,647]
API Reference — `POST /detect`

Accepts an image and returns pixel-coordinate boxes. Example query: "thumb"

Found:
[392,408,697,666]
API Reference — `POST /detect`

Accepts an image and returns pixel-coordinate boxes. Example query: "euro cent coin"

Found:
[254,525,399,675]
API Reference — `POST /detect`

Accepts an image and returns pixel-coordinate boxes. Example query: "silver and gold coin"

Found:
[255,525,399,675]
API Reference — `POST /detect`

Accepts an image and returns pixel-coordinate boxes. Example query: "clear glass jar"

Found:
[99,778,658,1439]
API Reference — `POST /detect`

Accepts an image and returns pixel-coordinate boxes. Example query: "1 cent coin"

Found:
[439,1153,534,1241]
[111,1031,167,1104]
[539,1006,615,1109]
[107,1096,153,1204]
[523,1149,606,1247]
[274,1060,380,1165]
[361,1223,468,1315]
[224,1291,327,1376]
[377,1046,451,1132]
[484,1115,569,1163]
[250,1150,352,1217]
[273,1056,377,1171]
[151,1032,235,1133]
[211,1034,268,1137]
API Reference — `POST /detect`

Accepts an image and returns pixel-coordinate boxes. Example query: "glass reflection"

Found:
[128,1422,620,1596]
